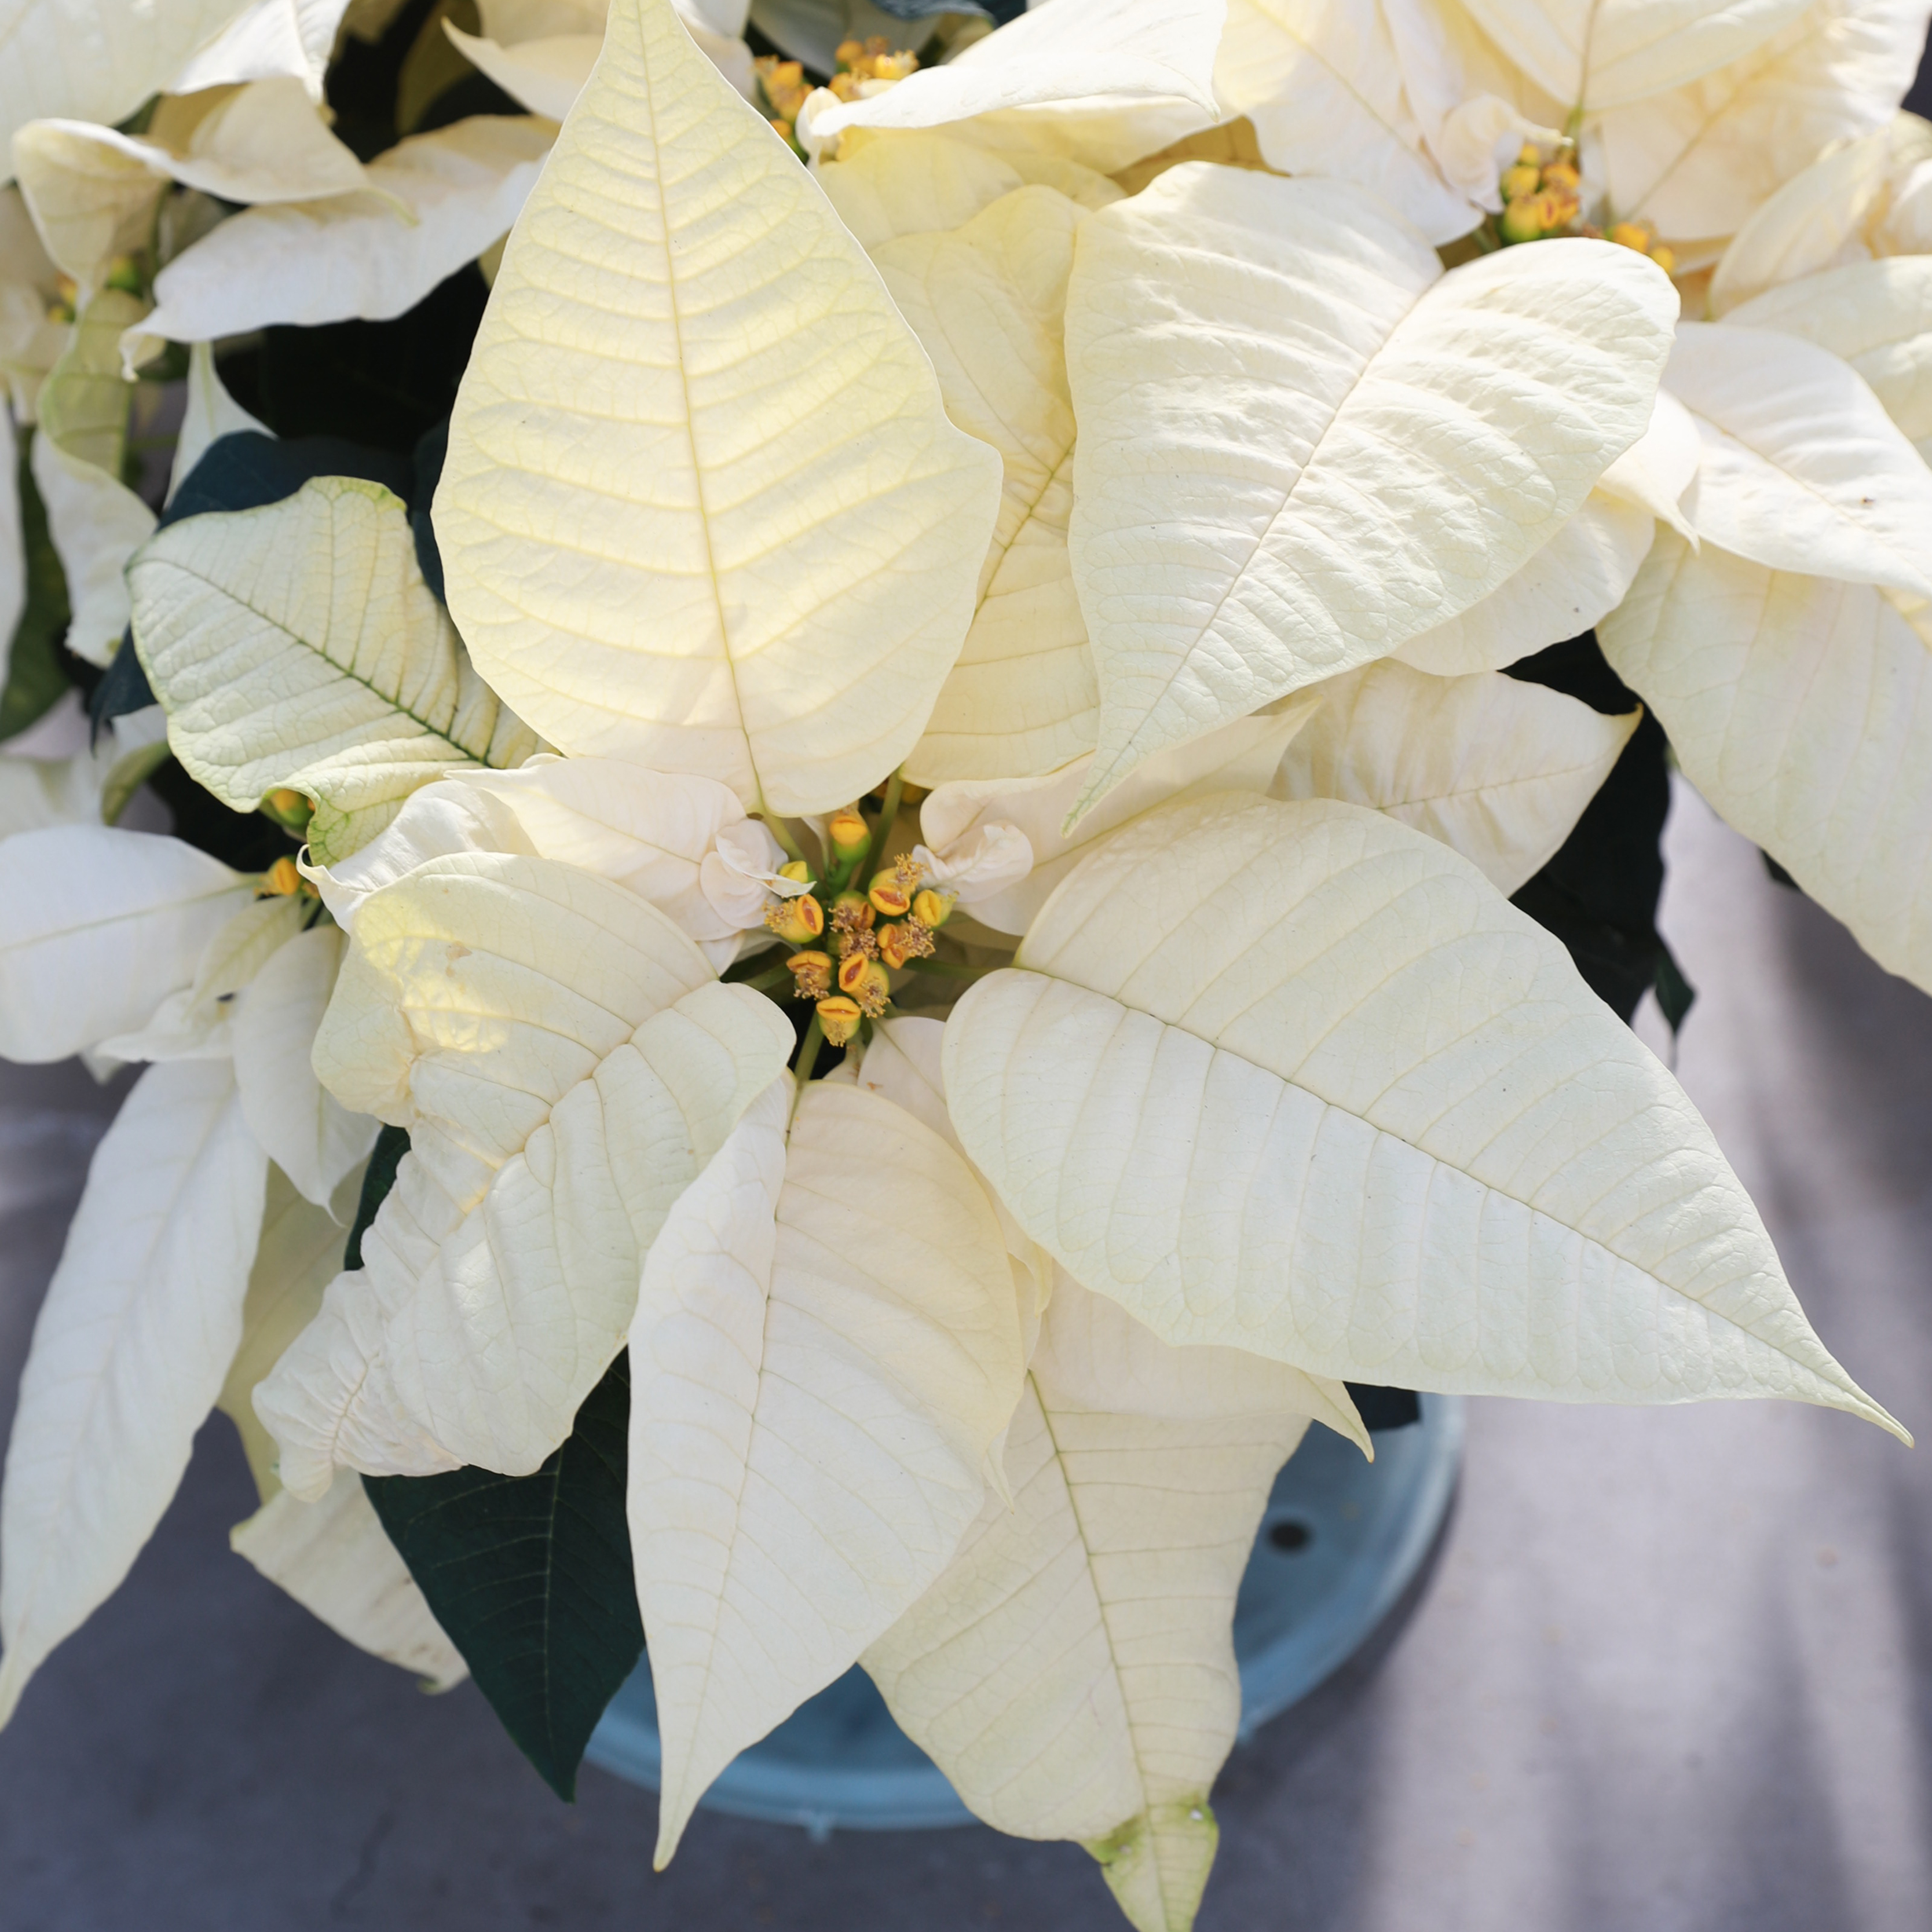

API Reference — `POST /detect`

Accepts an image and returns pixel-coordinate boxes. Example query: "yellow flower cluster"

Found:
[753,56,811,147]
[763,832,954,1047]
[826,36,920,101]
[1494,143,1676,273]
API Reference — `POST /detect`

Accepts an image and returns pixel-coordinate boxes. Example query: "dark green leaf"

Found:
[1,430,76,743]
[345,1124,411,1271]
[147,760,299,872]
[363,1357,645,1801]
[1342,1384,1421,1432]
[410,418,448,603]
[1652,939,1696,1034]
[1506,632,1670,1024]
[1762,850,1801,891]
[243,266,492,453]
[161,429,415,528]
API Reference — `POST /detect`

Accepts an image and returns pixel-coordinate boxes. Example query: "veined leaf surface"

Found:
[280,851,794,1474]
[866,1274,1318,1932]
[435,0,1001,817]
[1063,167,1675,818]
[129,476,539,864]
[874,186,1099,786]
[1275,658,1639,897]
[0,1058,268,1730]
[1457,0,1809,110]
[1601,526,1932,996]
[0,825,252,1062]
[1724,258,1932,454]
[943,792,1900,1435]
[1666,320,1932,597]
[630,1077,1025,1864]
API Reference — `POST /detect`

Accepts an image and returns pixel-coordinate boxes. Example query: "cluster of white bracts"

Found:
[2,0,1930,1924]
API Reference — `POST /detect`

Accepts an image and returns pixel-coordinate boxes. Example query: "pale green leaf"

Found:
[0,824,251,1062]
[37,287,145,477]
[29,428,155,666]
[0,0,254,159]
[920,704,1313,937]
[232,924,380,1208]
[797,0,1223,163]
[14,79,370,291]
[1063,167,1675,819]
[866,1274,1324,1932]
[873,185,1099,786]
[1667,319,1932,598]
[630,1077,1026,1864]
[169,0,356,97]
[434,0,1001,817]
[1458,0,1808,111]
[1601,525,1932,997]
[1390,491,1657,676]
[1274,658,1639,896]
[1214,0,1480,245]
[943,792,1901,1436]
[272,850,795,1474]
[132,118,555,358]
[0,1058,268,1730]
[129,475,539,864]
[1596,0,1926,245]
[1723,257,1932,451]
[232,1473,469,1686]
[816,132,1027,250]
[309,755,781,968]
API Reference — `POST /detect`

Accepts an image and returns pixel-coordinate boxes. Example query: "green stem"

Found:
[790,1015,825,1111]
[730,963,792,995]
[865,767,905,881]
[762,813,806,865]
[902,957,1001,980]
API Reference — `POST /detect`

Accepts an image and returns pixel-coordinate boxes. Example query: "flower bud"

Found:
[837,949,891,1003]
[877,919,934,969]
[1499,162,1540,201]
[816,996,862,1046]
[831,890,875,934]
[868,872,913,918]
[910,888,954,930]
[1607,221,1652,253]
[263,786,312,830]
[1648,244,1676,275]
[786,950,832,999]
[104,254,142,296]
[1541,159,1580,193]
[828,809,870,857]
[778,859,813,885]
[764,892,824,945]
[261,856,303,897]
[1499,197,1543,244]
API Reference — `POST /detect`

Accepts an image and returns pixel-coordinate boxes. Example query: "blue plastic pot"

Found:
[586,1394,1464,1835]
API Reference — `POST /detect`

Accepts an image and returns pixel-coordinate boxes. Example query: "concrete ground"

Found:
[0,778,1928,1932]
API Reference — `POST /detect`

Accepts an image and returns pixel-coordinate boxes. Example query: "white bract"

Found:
[0,0,1923,1922]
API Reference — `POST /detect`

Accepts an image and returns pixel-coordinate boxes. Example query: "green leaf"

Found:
[1505,632,1670,1023]
[361,1355,644,1801]
[343,1122,409,1271]
[127,473,539,863]
[1,433,75,744]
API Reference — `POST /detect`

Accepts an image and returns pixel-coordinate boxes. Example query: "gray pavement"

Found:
[1,778,1929,1932]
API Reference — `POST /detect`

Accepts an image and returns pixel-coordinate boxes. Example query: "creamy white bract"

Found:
[0,0,1925,1923]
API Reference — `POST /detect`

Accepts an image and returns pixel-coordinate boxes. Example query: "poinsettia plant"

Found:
[0,0,1926,1923]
